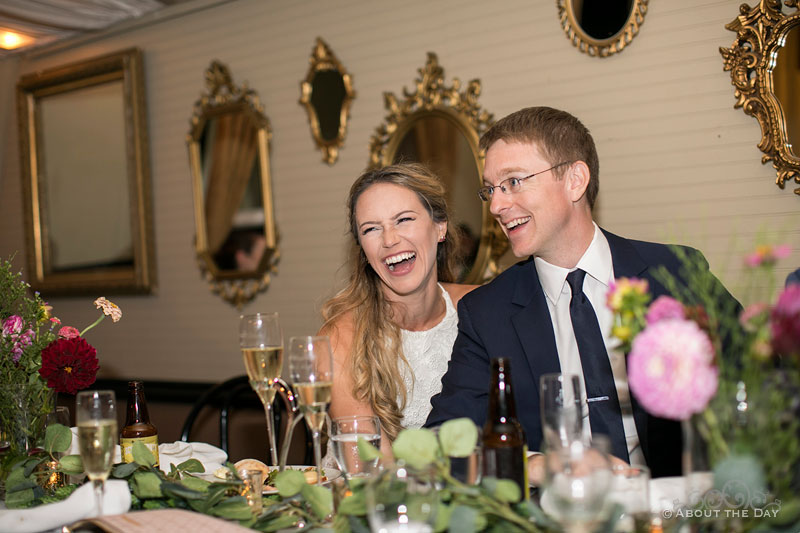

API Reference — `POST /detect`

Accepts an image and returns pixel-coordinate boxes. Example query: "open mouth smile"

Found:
[504,217,530,231]
[384,252,416,272]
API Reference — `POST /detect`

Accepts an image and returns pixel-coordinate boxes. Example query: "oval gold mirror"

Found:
[299,37,355,165]
[721,2,800,194]
[369,53,505,284]
[187,60,279,307]
[557,0,648,57]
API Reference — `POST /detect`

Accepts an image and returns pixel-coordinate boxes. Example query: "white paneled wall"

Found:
[0,0,797,381]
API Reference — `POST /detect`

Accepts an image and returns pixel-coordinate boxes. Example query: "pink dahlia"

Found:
[771,285,800,356]
[39,337,99,394]
[645,296,685,325]
[58,326,80,339]
[628,319,718,420]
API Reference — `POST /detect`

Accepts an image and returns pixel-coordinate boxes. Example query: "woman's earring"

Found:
[438,234,445,242]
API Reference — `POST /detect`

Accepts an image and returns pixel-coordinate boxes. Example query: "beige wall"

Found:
[1,0,798,383]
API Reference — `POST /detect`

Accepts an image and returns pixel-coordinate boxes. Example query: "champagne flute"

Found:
[288,335,333,485]
[75,390,117,517]
[240,312,283,466]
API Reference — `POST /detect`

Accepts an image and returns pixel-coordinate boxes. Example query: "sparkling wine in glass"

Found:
[288,335,333,485]
[240,312,283,466]
[76,390,117,517]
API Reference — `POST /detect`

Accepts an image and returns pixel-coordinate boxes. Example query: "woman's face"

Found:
[355,182,446,298]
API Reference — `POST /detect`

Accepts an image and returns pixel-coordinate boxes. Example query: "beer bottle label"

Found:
[522,444,530,501]
[121,435,160,466]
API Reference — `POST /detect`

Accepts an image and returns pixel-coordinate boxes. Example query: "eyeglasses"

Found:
[477,161,572,202]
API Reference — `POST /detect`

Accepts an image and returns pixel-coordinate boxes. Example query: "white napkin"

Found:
[66,428,228,474]
[1,479,131,533]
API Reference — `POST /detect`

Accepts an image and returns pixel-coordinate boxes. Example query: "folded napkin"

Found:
[1,479,131,533]
[66,428,227,474]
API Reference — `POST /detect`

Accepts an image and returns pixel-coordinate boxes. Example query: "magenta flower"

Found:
[2,315,23,336]
[771,285,800,356]
[58,326,80,339]
[645,296,685,325]
[744,244,791,267]
[628,319,718,420]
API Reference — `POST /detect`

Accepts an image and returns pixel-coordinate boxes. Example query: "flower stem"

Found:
[80,315,105,337]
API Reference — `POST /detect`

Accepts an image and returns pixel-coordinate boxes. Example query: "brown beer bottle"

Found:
[120,380,159,466]
[482,357,528,500]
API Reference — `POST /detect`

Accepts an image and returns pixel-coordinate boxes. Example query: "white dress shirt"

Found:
[534,223,644,463]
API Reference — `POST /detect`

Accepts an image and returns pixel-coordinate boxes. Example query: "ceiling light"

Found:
[0,29,35,50]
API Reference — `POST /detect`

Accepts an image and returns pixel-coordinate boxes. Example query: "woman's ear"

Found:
[437,221,447,242]
[566,161,591,204]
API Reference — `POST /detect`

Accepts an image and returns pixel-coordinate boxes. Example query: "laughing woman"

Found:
[320,163,476,457]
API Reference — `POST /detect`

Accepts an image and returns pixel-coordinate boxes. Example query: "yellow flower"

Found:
[93,297,122,323]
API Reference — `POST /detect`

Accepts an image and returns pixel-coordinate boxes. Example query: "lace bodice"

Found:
[397,284,458,429]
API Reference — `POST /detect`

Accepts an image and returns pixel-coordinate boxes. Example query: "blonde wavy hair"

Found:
[321,163,458,441]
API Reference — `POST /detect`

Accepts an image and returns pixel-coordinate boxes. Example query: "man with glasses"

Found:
[426,106,734,482]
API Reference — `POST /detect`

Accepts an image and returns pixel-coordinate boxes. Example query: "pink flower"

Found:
[739,302,769,332]
[607,277,650,312]
[2,315,23,336]
[9,328,34,363]
[771,285,800,356]
[744,244,791,267]
[628,319,718,420]
[58,326,80,339]
[646,296,685,325]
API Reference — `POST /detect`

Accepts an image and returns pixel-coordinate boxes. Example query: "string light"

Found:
[0,29,34,50]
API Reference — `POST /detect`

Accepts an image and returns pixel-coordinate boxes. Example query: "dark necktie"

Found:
[566,269,630,462]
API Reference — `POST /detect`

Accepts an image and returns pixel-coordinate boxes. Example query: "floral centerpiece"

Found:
[607,245,800,530]
[0,257,122,459]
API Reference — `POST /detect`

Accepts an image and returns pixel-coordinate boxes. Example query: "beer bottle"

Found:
[120,380,159,466]
[482,357,528,500]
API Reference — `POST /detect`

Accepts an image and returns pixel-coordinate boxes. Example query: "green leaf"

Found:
[357,436,382,463]
[112,462,140,478]
[448,504,478,533]
[481,477,520,503]
[177,458,204,473]
[44,423,72,453]
[132,471,163,499]
[275,469,305,497]
[160,481,206,501]
[438,418,479,458]
[23,457,46,478]
[132,440,156,467]
[392,428,439,469]
[211,496,253,520]
[259,513,299,532]
[181,475,211,493]
[58,455,84,475]
[5,487,35,509]
[301,483,333,520]
[434,502,454,533]
[337,490,366,516]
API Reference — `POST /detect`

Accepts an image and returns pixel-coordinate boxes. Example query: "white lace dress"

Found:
[322,284,458,468]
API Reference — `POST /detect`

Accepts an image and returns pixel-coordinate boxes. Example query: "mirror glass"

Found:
[393,114,483,280]
[311,69,346,142]
[772,23,800,159]
[558,0,646,57]
[187,61,278,307]
[571,0,633,40]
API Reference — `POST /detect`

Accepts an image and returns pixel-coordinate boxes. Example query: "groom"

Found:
[426,106,736,480]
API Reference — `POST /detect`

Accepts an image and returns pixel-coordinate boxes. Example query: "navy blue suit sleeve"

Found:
[425,296,490,429]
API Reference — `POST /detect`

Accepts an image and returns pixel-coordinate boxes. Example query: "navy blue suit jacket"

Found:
[426,230,732,478]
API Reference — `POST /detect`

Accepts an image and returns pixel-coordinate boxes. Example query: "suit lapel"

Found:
[510,261,561,396]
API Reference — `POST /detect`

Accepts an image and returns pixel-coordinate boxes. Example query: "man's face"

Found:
[483,139,576,262]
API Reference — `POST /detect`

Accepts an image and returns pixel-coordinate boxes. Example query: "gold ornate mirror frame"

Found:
[557,0,649,57]
[369,53,506,284]
[299,37,355,165]
[17,47,156,294]
[720,1,800,195]
[187,61,279,308]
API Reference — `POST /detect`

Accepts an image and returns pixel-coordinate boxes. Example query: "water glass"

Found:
[239,468,264,516]
[365,463,438,533]
[540,373,584,449]
[330,415,381,479]
[609,464,652,532]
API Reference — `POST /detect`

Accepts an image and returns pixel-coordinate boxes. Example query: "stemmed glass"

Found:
[75,390,117,517]
[540,373,585,450]
[287,335,333,485]
[240,312,283,466]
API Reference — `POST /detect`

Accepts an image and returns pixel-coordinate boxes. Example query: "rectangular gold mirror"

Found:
[17,48,156,294]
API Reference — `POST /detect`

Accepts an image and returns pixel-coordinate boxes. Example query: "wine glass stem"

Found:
[92,479,104,516]
[312,429,322,485]
[264,404,278,466]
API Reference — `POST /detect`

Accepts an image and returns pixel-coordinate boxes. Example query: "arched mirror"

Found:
[557,0,648,57]
[721,2,800,194]
[369,53,505,284]
[299,37,355,165]
[187,61,279,307]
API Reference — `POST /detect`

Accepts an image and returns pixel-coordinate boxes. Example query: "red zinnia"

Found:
[39,337,99,394]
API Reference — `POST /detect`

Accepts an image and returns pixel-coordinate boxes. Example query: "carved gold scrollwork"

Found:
[557,0,648,58]
[369,53,507,284]
[720,0,800,194]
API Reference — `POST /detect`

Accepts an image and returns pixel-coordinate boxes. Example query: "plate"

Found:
[262,465,342,494]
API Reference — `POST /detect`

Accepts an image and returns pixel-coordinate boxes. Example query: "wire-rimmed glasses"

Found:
[477,161,572,201]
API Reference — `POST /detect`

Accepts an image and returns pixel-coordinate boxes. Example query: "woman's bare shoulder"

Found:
[319,311,356,361]
[441,282,479,307]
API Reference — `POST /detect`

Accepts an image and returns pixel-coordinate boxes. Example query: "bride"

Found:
[319,163,476,456]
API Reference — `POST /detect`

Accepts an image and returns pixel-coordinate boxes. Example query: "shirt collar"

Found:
[534,223,613,305]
